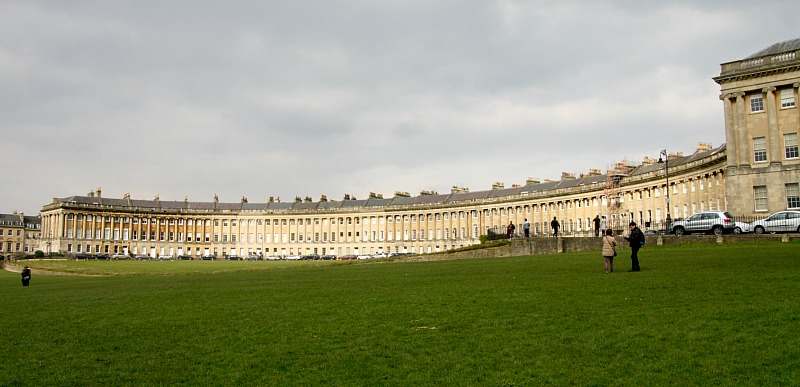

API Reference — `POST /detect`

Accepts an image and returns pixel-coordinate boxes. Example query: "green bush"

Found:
[34,250,45,258]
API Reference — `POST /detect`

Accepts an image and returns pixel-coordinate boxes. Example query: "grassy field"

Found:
[1,243,799,385]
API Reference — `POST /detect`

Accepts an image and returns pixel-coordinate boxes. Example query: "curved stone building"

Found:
[38,145,726,257]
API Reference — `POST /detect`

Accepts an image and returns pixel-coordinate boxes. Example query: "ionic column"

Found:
[734,92,748,165]
[764,86,780,163]
[721,94,737,168]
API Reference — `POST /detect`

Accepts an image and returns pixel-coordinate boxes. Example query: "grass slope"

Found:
[1,243,798,385]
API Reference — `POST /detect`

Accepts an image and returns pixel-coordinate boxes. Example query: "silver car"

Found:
[671,211,736,235]
[751,211,800,234]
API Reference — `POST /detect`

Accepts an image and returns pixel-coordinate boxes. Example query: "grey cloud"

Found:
[1,0,798,212]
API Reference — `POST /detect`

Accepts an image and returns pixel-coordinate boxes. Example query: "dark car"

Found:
[95,254,110,260]
[201,255,216,261]
[321,255,336,260]
[73,253,93,260]
[178,255,193,260]
[338,255,357,260]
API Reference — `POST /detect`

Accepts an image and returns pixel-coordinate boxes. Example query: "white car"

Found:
[356,255,372,260]
[286,255,301,260]
[733,221,752,234]
[751,211,800,234]
[265,255,280,261]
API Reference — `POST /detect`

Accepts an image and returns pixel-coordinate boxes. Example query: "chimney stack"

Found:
[696,143,712,153]
[394,191,411,198]
[491,182,504,190]
[319,194,328,202]
[561,172,576,180]
[526,177,540,185]
[368,192,384,199]
[420,190,438,196]
[95,187,102,198]
[451,186,469,193]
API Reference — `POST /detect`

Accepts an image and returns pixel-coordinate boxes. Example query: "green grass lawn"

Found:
[1,243,799,385]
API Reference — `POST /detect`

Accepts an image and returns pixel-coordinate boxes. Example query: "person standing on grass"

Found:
[21,266,31,287]
[551,217,560,237]
[593,215,601,237]
[624,221,644,272]
[523,218,531,238]
[601,229,616,273]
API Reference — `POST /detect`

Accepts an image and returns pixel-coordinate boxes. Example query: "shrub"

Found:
[34,250,45,258]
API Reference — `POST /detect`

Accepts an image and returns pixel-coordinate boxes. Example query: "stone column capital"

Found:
[794,82,800,89]
[719,93,732,100]
[733,92,745,99]
[762,86,777,93]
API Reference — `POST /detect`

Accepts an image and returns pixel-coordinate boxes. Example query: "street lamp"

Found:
[657,149,672,233]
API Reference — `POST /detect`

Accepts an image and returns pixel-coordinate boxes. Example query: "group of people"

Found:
[506,214,613,239]
[601,222,644,273]
[504,215,645,273]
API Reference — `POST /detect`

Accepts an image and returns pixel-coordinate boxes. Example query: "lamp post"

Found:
[658,149,672,233]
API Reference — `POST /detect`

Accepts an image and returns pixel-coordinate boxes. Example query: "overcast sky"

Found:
[2,1,798,213]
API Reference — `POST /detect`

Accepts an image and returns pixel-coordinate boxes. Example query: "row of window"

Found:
[750,88,797,113]
[753,183,800,211]
[752,133,799,162]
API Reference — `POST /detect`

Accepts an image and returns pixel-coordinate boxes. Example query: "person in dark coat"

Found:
[593,215,601,237]
[624,222,644,272]
[506,222,516,239]
[551,217,560,237]
[21,266,31,287]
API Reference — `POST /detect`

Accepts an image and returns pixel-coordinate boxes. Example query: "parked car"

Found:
[321,255,336,260]
[134,254,150,260]
[225,255,241,261]
[265,255,280,260]
[158,255,174,261]
[244,255,259,261]
[301,254,320,260]
[751,210,800,234]
[285,255,301,261]
[178,255,193,260]
[201,254,216,261]
[356,255,372,260]
[111,254,130,260]
[338,255,357,260]
[95,254,110,260]
[670,211,736,235]
[733,221,752,234]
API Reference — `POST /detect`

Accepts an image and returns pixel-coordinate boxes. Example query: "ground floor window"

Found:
[754,186,768,211]
[786,183,800,209]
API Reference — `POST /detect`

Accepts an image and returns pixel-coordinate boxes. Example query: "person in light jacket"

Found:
[601,229,616,273]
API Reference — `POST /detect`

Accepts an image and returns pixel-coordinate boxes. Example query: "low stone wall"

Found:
[421,234,797,261]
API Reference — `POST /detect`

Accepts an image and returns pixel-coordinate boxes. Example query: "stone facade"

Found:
[714,38,800,216]
[38,147,726,258]
[0,213,41,256]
